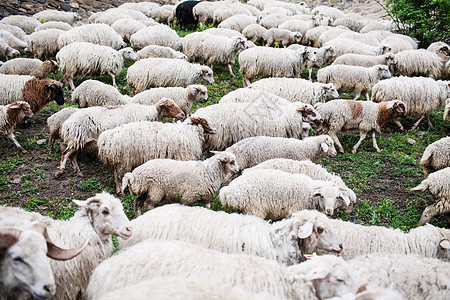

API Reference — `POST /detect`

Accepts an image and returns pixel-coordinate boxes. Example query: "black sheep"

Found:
[175,0,200,31]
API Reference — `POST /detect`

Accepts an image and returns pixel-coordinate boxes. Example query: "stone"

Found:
[20,2,35,10]
[416,131,426,137]
[48,0,60,8]
[407,138,416,145]
[70,2,79,8]
[92,0,104,9]
[60,2,71,11]
[36,139,47,145]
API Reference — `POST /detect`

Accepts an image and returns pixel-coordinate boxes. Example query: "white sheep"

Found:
[245,159,357,210]
[97,116,217,193]
[315,99,406,153]
[0,24,27,42]
[136,45,187,60]
[317,64,391,100]
[118,204,342,265]
[0,15,41,34]
[213,5,252,26]
[47,107,78,152]
[391,49,444,79]
[148,6,174,25]
[316,27,350,47]
[332,52,396,69]
[248,77,339,105]
[56,42,138,90]
[0,192,132,300]
[111,19,146,43]
[0,37,19,60]
[55,99,184,178]
[348,253,450,300]
[239,46,316,87]
[305,25,332,47]
[242,23,267,43]
[131,85,208,116]
[218,88,289,105]
[89,8,148,26]
[122,151,239,215]
[126,58,214,94]
[305,45,336,81]
[71,79,130,108]
[333,17,365,32]
[0,30,27,51]
[324,217,450,261]
[33,9,77,25]
[35,21,73,32]
[380,34,418,53]
[225,135,337,171]
[412,167,450,225]
[323,38,392,57]
[27,29,65,60]
[0,58,58,78]
[359,20,397,33]
[262,28,302,47]
[130,25,182,51]
[259,13,291,29]
[97,276,276,300]
[1,101,34,153]
[86,239,355,300]
[202,27,245,39]
[192,1,224,27]
[182,31,212,62]
[0,74,33,103]
[218,14,257,32]
[58,24,126,50]
[220,169,350,219]
[420,137,450,177]
[191,101,322,151]
[371,76,450,130]
[311,5,345,22]
[333,31,382,47]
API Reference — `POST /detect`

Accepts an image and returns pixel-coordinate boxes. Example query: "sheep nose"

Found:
[326,208,333,215]
[43,284,55,294]
[126,227,132,233]
[339,243,343,250]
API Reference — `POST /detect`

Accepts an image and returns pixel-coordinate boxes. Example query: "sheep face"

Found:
[376,65,391,79]
[9,101,34,121]
[312,182,346,215]
[296,103,322,128]
[200,66,215,85]
[233,37,248,55]
[320,136,337,157]
[302,47,316,63]
[120,47,138,61]
[219,151,240,175]
[46,82,64,106]
[7,47,20,59]
[380,43,392,54]
[385,100,407,119]
[1,229,56,299]
[155,98,185,120]
[73,192,132,241]
[322,84,339,100]
[189,85,208,102]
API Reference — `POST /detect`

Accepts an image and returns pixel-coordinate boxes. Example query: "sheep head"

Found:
[7,101,34,122]
[295,103,322,128]
[120,47,138,61]
[211,151,240,175]
[155,98,185,120]
[301,47,316,63]
[322,84,339,100]
[311,181,349,215]
[200,66,215,85]
[188,116,217,134]
[73,192,132,241]
[45,81,64,106]
[375,65,391,79]
[319,135,337,157]
[188,85,208,102]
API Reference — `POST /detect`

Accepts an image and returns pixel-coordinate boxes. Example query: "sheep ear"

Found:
[297,221,314,239]
[341,195,351,206]
[72,199,86,207]
[189,116,200,124]
[8,103,21,110]
[312,186,322,198]
[296,106,306,112]
[440,239,450,250]
[320,142,329,153]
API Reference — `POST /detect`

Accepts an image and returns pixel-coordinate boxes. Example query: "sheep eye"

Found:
[13,256,25,263]
[102,209,110,216]
[337,278,345,283]
[317,227,324,234]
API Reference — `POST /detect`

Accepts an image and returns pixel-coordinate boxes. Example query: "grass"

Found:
[0,24,449,233]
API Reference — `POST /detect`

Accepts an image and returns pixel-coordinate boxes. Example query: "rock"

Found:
[36,139,47,145]
[407,138,416,145]
[10,176,21,184]
[416,131,426,137]
[60,3,71,11]
[47,0,60,8]
[70,2,79,8]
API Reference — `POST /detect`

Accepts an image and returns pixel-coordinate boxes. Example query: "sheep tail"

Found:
[411,180,429,192]
[121,172,134,194]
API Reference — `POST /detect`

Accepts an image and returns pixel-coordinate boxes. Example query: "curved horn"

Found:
[0,228,22,249]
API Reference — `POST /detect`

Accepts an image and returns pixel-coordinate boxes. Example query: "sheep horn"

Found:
[32,223,90,261]
[0,228,22,249]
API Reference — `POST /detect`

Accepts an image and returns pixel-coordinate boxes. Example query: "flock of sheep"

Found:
[0,0,450,299]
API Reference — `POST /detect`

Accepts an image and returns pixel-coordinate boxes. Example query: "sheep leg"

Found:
[110,73,118,89]
[371,131,381,153]
[328,131,344,153]
[66,76,75,91]
[227,64,236,77]
[352,130,368,154]
[365,91,370,101]
[48,136,55,152]
[55,148,75,178]
[69,151,83,177]
[134,194,147,217]
[7,133,26,153]
[114,168,126,194]
[242,75,250,88]
[353,91,362,101]
[418,199,450,226]
[394,120,404,131]
[308,67,313,81]
[426,114,433,129]
[411,115,425,131]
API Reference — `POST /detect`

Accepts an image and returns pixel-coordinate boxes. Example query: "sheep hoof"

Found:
[376,149,381,153]
[76,171,84,177]
[351,149,357,154]
[20,148,27,154]
[55,169,64,178]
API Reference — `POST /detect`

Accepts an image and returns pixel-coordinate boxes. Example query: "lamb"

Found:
[347,254,450,300]
[0,58,58,78]
[225,135,337,171]
[445,99,450,120]
[220,169,350,219]
[182,31,212,62]
[111,19,146,43]
[0,15,41,34]
[391,49,444,79]
[218,14,257,32]
[245,159,357,210]
[33,9,77,25]
[323,38,392,57]
[317,27,350,47]
[0,30,27,51]
[27,29,65,60]
[190,101,322,151]
[131,85,208,116]
[130,25,182,51]
[71,79,130,108]
[412,167,450,225]
[248,77,339,105]
[0,222,88,300]
[56,42,138,90]
[323,218,450,261]
[305,25,332,47]
[262,28,302,47]
[0,24,27,42]
[148,6,174,25]
[0,192,132,300]
[218,88,289,105]
[259,13,291,29]
[126,58,214,94]
[47,107,78,152]
[35,21,73,32]
[239,46,316,87]
[315,99,406,153]
[192,1,225,27]
[119,204,342,265]
[58,24,126,50]
[85,239,354,300]
[420,137,450,177]
[97,276,276,300]
[137,45,187,60]
[0,101,33,153]
[242,24,267,43]
[55,99,185,178]
[317,64,391,100]
[0,37,19,60]
[371,76,450,130]
[97,116,217,192]
[122,151,240,215]
[305,45,336,81]
[0,74,33,103]
[332,52,396,69]
[311,6,345,22]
